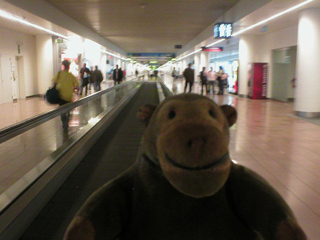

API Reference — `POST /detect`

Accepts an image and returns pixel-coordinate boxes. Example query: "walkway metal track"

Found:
[18,82,161,239]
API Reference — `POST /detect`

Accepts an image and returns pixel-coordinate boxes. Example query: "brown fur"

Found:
[64,93,306,240]
[63,216,95,240]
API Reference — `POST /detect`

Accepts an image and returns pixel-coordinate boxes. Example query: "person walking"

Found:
[200,66,208,95]
[53,60,79,133]
[119,67,124,82]
[172,67,178,81]
[217,66,224,95]
[89,66,94,91]
[92,65,103,91]
[123,69,126,81]
[183,63,194,93]
[207,67,216,94]
[113,64,123,85]
[79,63,91,95]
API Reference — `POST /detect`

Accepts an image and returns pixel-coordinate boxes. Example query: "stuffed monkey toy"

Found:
[64,93,306,240]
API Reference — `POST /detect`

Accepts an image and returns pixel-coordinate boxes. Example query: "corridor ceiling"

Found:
[1,0,320,65]
[44,0,240,54]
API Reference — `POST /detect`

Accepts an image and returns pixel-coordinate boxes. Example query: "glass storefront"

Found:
[208,43,239,94]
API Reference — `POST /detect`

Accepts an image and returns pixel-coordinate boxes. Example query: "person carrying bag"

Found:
[53,60,79,133]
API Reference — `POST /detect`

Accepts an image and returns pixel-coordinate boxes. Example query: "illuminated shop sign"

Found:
[201,47,223,52]
[214,23,233,38]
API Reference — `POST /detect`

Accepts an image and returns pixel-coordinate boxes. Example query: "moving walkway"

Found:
[0,81,172,240]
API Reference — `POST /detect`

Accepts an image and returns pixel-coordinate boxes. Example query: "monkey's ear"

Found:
[220,105,237,127]
[137,104,157,126]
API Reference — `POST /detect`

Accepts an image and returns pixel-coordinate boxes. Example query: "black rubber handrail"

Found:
[160,81,174,97]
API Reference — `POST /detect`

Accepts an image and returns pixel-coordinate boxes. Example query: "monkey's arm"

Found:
[226,164,307,240]
[64,169,134,240]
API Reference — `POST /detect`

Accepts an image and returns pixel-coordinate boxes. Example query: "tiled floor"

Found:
[1,75,320,239]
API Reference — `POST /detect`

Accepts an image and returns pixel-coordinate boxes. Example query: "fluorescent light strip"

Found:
[101,50,126,60]
[232,0,313,36]
[206,38,226,48]
[176,48,201,61]
[0,9,69,39]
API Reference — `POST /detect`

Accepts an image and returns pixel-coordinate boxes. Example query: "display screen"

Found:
[214,23,233,38]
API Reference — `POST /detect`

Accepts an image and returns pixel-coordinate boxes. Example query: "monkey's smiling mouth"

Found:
[165,152,229,171]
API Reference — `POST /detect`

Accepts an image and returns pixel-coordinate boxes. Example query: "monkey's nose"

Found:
[187,137,206,148]
[187,138,207,159]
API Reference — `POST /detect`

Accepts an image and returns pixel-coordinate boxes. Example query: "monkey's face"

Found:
[149,95,236,198]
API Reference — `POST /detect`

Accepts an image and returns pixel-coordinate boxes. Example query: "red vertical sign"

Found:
[249,63,268,99]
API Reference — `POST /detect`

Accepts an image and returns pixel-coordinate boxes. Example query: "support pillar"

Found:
[294,8,320,117]
[200,51,209,70]
[194,53,200,85]
[238,35,257,97]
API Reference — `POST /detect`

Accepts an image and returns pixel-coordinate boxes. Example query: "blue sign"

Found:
[214,23,233,38]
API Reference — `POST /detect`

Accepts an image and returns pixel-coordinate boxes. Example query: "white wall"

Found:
[36,35,54,95]
[126,62,133,77]
[84,39,101,67]
[100,54,107,81]
[0,26,37,98]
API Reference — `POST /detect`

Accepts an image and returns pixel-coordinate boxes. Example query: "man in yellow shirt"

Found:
[53,60,79,132]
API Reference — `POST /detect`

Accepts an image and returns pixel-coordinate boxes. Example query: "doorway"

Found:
[272,46,297,102]
[0,55,13,104]
[16,56,25,99]
[0,55,25,103]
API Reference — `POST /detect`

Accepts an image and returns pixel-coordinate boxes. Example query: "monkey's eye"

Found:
[209,109,216,118]
[168,110,176,119]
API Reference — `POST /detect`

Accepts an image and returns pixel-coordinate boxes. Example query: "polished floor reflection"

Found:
[0,76,319,239]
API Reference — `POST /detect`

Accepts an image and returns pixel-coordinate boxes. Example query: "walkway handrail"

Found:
[159,81,174,97]
[0,81,135,144]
